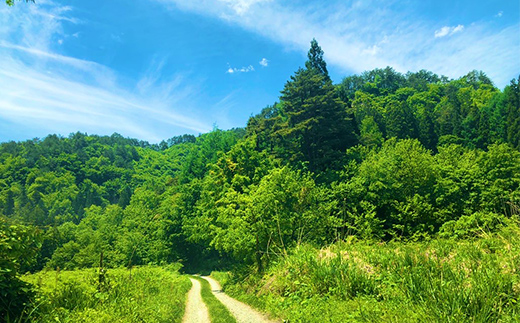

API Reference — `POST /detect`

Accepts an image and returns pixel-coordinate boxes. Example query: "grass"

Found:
[216,221,520,322]
[191,276,236,323]
[21,265,191,323]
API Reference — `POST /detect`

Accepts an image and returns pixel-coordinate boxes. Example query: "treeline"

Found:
[1,40,519,284]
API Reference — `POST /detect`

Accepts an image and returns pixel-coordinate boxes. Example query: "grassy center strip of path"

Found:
[191,276,237,323]
[202,276,278,323]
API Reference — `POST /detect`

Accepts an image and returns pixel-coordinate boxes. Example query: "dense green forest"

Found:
[1,40,519,321]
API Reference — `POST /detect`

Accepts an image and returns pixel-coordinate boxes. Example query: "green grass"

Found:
[217,222,520,322]
[21,265,191,323]
[191,276,236,323]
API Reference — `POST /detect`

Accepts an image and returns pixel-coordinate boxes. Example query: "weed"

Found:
[217,221,520,322]
[21,266,191,323]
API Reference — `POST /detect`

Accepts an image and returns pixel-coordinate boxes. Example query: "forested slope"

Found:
[1,40,519,321]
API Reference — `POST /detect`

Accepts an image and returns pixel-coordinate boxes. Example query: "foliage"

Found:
[0,39,519,321]
[219,220,520,322]
[22,266,190,323]
[0,217,41,322]
[5,0,34,6]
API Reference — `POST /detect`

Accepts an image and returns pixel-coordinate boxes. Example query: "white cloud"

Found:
[111,33,123,43]
[154,0,519,88]
[362,45,380,56]
[452,25,464,33]
[434,26,450,38]
[226,65,255,73]
[218,0,272,15]
[495,11,503,18]
[435,25,464,38]
[0,2,211,142]
[259,57,269,67]
[0,57,210,142]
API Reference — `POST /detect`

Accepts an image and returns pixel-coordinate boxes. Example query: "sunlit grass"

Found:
[21,265,191,323]
[218,221,520,322]
[191,276,236,323]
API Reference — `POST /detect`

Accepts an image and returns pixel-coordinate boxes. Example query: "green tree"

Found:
[278,66,357,171]
[0,217,40,321]
[358,116,383,148]
[505,76,520,149]
[5,0,34,6]
[305,38,329,79]
[183,138,275,270]
[346,139,438,239]
[405,70,443,91]
[384,88,418,140]
[408,89,440,150]
[277,41,357,172]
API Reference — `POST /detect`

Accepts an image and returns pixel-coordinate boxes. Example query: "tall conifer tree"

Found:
[278,40,357,172]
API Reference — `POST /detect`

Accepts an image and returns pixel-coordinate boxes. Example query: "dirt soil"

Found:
[201,276,278,323]
[183,278,211,323]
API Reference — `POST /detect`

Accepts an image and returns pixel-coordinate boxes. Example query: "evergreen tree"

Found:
[384,89,418,140]
[408,90,440,150]
[305,39,329,80]
[279,55,357,171]
[505,76,520,149]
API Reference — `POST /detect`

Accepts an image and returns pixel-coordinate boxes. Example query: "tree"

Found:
[278,67,357,172]
[246,103,283,154]
[5,0,34,6]
[0,217,41,321]
[358,116,383,148]
[361,67,407,96]
[405,70,443,91]
[346,139,438,239]
[408,90,440,150]
[338,74,366,103]
[305,38,329,80]
[505,76,520,149]
[183,138,275,270]
[384,89,418,140]
[277,40,357,172]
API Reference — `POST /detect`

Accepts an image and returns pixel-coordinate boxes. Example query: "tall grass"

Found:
[219,221,520,322]
[21,265,191,323]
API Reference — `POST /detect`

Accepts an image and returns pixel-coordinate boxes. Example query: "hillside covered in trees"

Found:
[2,40,519,321]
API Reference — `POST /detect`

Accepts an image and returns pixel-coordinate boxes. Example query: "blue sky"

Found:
[0,0,518,142]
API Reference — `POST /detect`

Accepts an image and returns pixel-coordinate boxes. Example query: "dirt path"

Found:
[201,276,277,323]
[183,278,211,323]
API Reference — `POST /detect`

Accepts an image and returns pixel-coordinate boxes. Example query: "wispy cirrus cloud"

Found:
[0,54,210,142]
[154,0,519,88]
[218,0,273,15]
[0,1,211,142]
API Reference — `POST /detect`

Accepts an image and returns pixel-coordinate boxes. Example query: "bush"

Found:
[22,266,191,322]
[0,217,40,322]
[439,211,506,239]
[220,222,520,322]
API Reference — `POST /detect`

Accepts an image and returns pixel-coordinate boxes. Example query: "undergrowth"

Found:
[20,265,191,323]
[216,220,520,322]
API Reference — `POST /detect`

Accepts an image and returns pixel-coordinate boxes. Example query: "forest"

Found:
[1,40,519,322]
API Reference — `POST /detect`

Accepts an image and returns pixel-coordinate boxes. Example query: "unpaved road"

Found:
[201,276,277,323]
[183,278,211,323]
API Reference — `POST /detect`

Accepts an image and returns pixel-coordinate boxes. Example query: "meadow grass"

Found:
[21,265,191,323]
[216,222,520,322]
[191,276,236,323]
